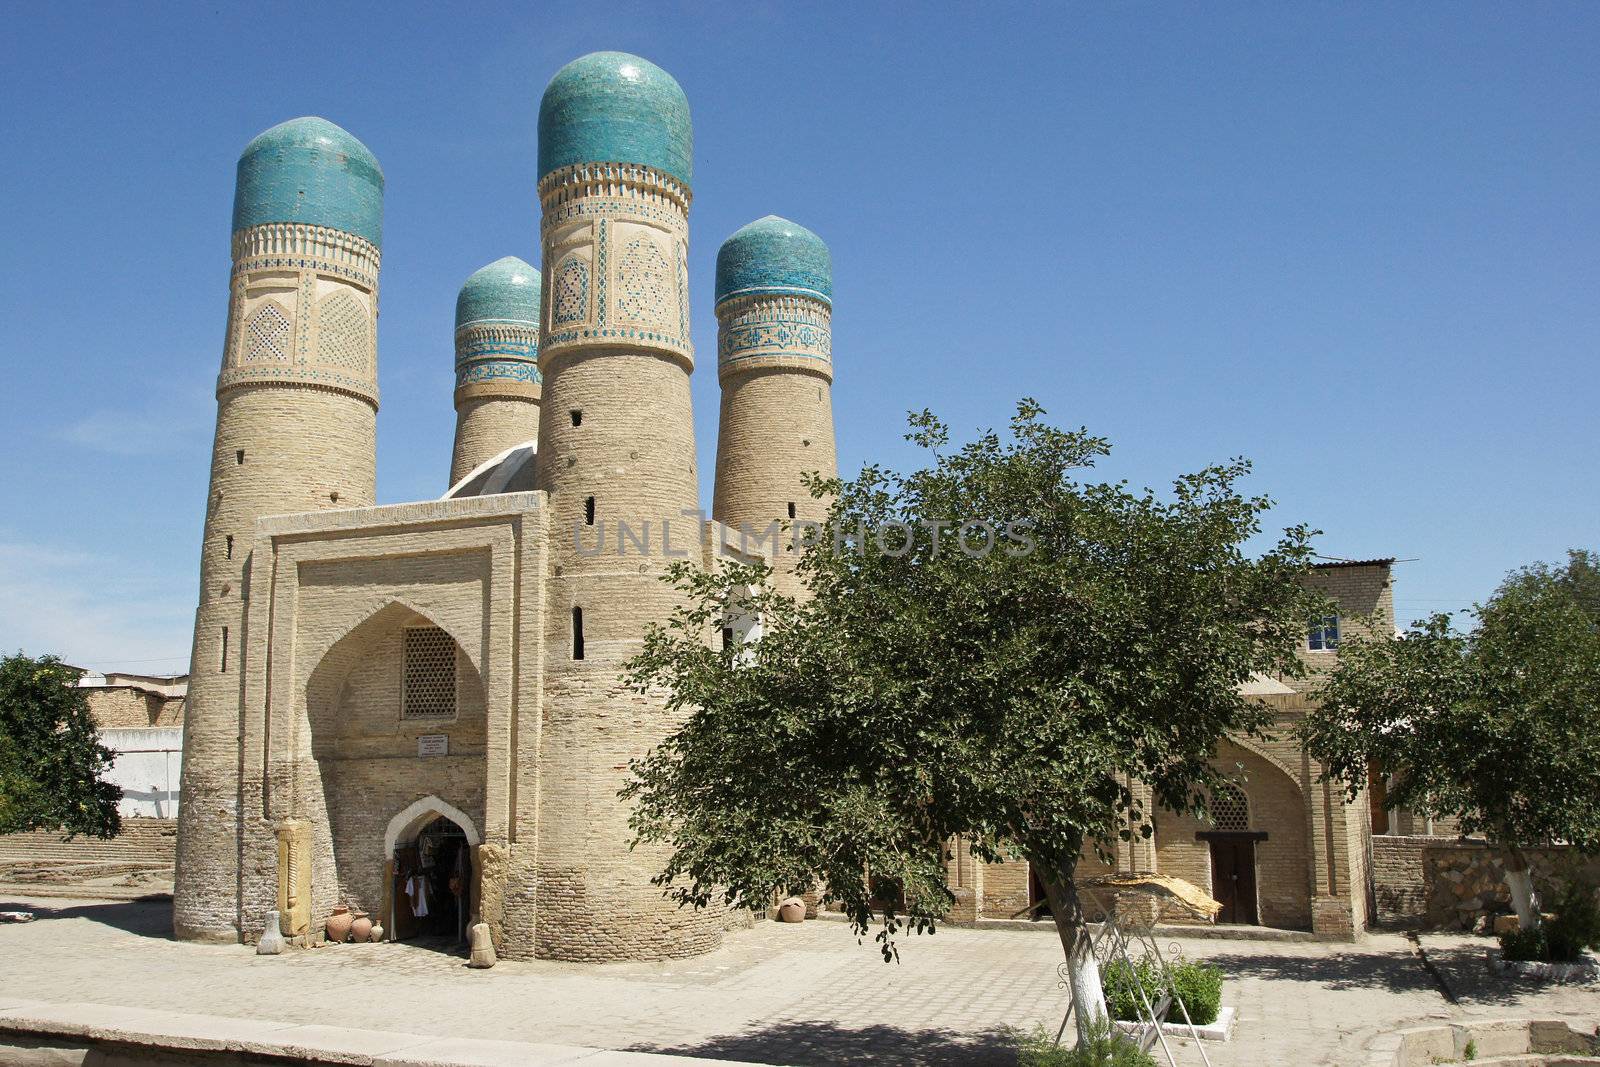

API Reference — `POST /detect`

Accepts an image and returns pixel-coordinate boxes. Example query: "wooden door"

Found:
[1209,838,1258,925]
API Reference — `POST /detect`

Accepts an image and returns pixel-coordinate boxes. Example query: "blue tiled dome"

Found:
[232,117,384,248]
[538,52,692,186]
[714,216,832,308]
[455,256,541,331]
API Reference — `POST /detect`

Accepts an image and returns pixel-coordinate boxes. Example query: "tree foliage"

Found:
[1299,549,1600,858]
[0,652,122,838]
[622,401,1318,972]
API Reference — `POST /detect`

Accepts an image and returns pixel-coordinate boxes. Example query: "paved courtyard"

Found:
[0,895,1594,1065]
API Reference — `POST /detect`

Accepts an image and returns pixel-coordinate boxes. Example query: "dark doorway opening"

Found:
[1206,835,1259,925]
[392,815,471,948]
[1028,865,1052,918]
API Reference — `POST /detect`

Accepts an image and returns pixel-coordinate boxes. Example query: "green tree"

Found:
[1299,550,1600,928]
[623,402,1317,1039]
[0,653,122,839]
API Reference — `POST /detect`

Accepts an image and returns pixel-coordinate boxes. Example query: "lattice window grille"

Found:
[402,626,457,720]
[243,303,291,362]
[1212,784,1250,832]
[617,236,672,324]
[317,291,369,372]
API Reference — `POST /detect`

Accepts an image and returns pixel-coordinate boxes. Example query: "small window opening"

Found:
[584,496,595,525]
[572,607,585,660]
[787,501,797,520]
[1308,614,1340,651]
[722,626,735,650]
[570,410,583,427]
[235,449,245,465]
[225,535,234,560]
[329,491,340,503]
[219,627,229,673]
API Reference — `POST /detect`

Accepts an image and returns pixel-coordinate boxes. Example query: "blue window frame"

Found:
[1308,614,1340,651]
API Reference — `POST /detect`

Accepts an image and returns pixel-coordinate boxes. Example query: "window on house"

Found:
[572,607,585,660]
[225,535,233,560]
[584,496,595,525]
[1308,614,1340,651]
[402,626,457,719]
[219,627,229,673]
[787,502,796,520]
[570,410,582,427]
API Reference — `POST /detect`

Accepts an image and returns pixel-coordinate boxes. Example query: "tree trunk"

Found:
[1504,844,1540,930]
[1034,854,1108,1045]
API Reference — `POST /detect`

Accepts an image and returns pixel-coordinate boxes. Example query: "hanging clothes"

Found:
[405,873,430,917]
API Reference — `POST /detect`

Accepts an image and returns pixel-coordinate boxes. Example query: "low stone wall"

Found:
[1372,836,1600,931]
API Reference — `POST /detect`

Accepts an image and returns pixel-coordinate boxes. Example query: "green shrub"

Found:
[1101,957,1223,1026]
[1498,881,1600,963]
[1013,1022,1158,1067]
[1546,881,1600,963]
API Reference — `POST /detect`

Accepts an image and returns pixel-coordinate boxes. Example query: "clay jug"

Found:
[325,905,353,943]
[351,912,373,943]
[777,897,806,923]
[369,922,385,943]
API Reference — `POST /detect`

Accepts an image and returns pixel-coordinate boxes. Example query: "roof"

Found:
[538,52,693,186]
[233,117,384,247]
[1311,557,1397,570]
[456,256,541,332]
[442,441,537,499]
[715,215,832,308]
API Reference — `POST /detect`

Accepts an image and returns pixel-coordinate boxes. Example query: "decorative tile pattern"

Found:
[317,291,369,373]
[596,220,608,327]
[454,322,540,390]
[401,626,457,720]
[554,256,588,325]
[243,303,291,363]
[716,293,832,369]
[617,234,671,325]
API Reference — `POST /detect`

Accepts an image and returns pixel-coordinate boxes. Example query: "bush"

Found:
[1101,957,1224,1026]
[1498,881,1600,963]
[1013,1022,1158,1067]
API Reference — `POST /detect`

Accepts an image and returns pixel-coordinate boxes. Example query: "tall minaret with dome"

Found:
[529,51,723,960]
[173,117,384,942]
[449,256,542,487]
[712,215,837,592]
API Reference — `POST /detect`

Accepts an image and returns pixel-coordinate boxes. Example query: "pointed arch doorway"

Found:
[384,796,478,948]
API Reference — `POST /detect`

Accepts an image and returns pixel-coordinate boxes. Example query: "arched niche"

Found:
[297,601,488,926]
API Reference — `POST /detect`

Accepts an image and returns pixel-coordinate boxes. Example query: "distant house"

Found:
[71,669,186,820]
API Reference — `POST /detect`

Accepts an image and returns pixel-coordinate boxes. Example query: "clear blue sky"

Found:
[2,3,1595,675]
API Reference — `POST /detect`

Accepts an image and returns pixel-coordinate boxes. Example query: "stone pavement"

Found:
[0,895,1594,1065]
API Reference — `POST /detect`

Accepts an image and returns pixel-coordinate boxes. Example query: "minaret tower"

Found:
[449,256,542,487]
[712,216,837,586]
[530,52,721,961]
[173,117,383,942]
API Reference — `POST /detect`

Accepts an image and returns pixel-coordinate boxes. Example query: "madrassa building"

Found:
[173,51,1380,961]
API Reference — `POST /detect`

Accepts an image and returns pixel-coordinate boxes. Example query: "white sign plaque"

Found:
[417,734,449,758]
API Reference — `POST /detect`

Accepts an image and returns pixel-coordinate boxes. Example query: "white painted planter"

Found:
[1113,1006,1235,1043]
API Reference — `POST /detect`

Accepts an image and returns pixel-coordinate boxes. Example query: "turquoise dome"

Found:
[715,216,832,308]
[232,117,384,248]
[455,257,541,331]
[538,52,692,186]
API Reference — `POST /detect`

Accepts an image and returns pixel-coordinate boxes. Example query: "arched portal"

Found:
[384,797,478,946]
[299,602,487,941]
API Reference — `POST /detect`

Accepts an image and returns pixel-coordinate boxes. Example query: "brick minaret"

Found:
[712,216,837,591]
[449,257,542,487]
[173,117,383,942]
[530,52,723,960]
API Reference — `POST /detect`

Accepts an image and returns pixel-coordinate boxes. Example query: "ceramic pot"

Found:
[369,922,385,943]
[325,905,353,943]
[777,897,806,923]
[351,913,373,943]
